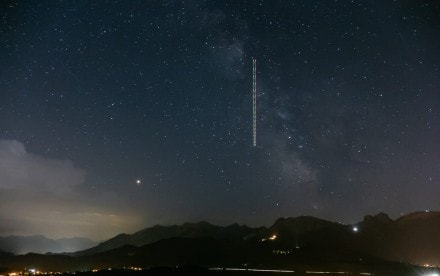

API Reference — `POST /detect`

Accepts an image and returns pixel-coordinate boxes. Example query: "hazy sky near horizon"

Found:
[1,0,439,240]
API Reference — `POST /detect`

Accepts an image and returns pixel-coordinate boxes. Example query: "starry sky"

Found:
[1,0,439,240]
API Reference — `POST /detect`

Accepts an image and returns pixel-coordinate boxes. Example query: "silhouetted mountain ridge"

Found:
[75,221,261,256]
[362,212,393,226]
[3,211,440,273]
[75,211,440,266]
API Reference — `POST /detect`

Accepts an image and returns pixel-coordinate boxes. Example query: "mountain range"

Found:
[1,211,440,274]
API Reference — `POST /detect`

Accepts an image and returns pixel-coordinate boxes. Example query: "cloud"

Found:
[0,140,139,240]
[0,140,85,192]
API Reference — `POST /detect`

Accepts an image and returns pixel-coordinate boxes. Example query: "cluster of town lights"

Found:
[3,270,62,276]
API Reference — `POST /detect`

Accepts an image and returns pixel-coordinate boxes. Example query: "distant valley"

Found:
[0,235,96,255]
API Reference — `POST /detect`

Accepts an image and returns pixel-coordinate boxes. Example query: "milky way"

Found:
[1,0,439,239]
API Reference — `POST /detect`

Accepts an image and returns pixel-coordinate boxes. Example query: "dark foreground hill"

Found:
[263,211,440,265]
[2,211,440,274]
[0,237,422,276]
[354,211,440,265]
[74,211,440,265]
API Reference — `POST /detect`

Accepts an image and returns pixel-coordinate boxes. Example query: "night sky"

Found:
[1,0,439,240]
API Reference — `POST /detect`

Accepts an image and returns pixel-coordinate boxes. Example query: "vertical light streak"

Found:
[252,58,257,147]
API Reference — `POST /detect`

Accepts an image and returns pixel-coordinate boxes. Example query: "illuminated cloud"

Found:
[0,140,139,240]
[0,140,85,191]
